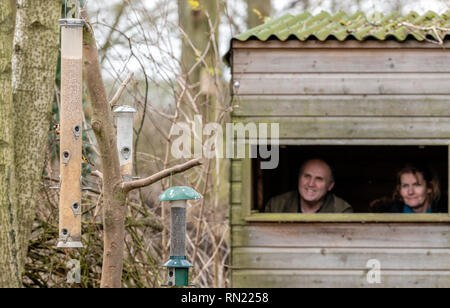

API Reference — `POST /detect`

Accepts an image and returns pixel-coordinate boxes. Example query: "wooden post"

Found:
[57,18,84,248]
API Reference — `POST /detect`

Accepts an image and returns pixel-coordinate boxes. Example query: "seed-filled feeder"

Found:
[57,5,85,248]
[113,106,136,181]
[158,186,202,287]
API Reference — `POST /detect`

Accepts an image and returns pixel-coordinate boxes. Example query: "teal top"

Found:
[403,204,432,213]
[158,186,202,202]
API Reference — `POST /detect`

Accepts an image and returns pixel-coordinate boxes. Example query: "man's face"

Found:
[298,160,334,204]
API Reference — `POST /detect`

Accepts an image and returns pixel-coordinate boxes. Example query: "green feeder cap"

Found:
[163,256,193,268]
[158,186,202,202]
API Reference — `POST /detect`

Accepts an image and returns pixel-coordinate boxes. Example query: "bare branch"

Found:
[399,22,450,46]
[109,72,134,107]
[192,159,212,267]
[121,158,203,193]
[399,22,450,33]
[192,224,228,284]
[91,170,103,180]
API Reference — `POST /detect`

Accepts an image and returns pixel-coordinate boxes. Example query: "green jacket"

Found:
[265,190,353,213]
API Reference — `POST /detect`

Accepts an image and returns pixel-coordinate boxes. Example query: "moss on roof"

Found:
[234,10,450,42]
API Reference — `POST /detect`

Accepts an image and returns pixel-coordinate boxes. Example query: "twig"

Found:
[399,22,450,33]
[192,224,228,283]
[109,72,134,107]
[191,159,212,267]
[399,22,450,46]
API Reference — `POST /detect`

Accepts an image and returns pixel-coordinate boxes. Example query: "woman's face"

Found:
[399,172,431,210]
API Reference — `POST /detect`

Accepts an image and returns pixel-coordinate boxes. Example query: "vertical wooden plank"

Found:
[231,205,246,225]
[242,157,252,218]
[231,183,242,204]
[231,160,242,182]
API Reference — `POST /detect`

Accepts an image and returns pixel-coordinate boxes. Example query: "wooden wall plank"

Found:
[232,247,450,270]
[234,73,450,95]
[234,49,450,73]
[232,117,450,139]
[251,139,450,145]
[233,95,450,117]
[245,214,450,223]
[231,269,450,288]
[231,224,450,248]
[232,40,450,49]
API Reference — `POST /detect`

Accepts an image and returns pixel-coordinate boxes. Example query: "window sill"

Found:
[245,213,450,223]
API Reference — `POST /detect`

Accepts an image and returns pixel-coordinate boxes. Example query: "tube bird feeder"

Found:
[57,16,85,248]
[158,186,202,287]
[113,106,136,181]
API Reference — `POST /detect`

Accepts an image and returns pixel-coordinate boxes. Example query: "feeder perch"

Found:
[114,105,136,181]
[57,15,85,248]
[158,186,202,287]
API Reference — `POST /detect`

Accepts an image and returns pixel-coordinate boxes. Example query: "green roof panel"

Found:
[232,10,450,43]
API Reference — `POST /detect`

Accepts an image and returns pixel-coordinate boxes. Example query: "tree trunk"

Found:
[81,11,128,288]
[178,1,229,287]
[0,0,20,288]
[178,0,218,86]
[11,0,60,276]
[176,0,220,265]
[246,0,271,28]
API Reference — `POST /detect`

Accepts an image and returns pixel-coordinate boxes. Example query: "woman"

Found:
[371,163,445,213]
[391,164,444,213]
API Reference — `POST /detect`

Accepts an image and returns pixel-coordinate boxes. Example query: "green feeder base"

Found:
[163,256,193,287]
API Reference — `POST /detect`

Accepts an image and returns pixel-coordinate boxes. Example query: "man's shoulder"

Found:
[329,194,353,213]
[271,191,297,202]
[265,191,298,213]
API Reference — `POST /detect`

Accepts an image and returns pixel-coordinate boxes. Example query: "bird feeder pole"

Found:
[113,106,137,182]
[158,186,202,287]
[57,2,85,248]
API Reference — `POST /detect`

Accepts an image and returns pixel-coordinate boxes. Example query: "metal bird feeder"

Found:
[57,1,85,248]
[158,186,202,287]
[113,106,136,181]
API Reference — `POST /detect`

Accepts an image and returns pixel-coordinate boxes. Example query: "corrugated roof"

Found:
[234,10,450,42]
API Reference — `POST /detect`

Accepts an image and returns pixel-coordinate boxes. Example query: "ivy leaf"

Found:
[253,8,263,20]
[188,0,200,10]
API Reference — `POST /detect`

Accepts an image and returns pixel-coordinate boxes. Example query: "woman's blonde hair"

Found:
[393,163,440,204]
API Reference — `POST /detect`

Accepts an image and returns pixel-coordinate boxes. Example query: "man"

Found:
[265,158,353,213]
